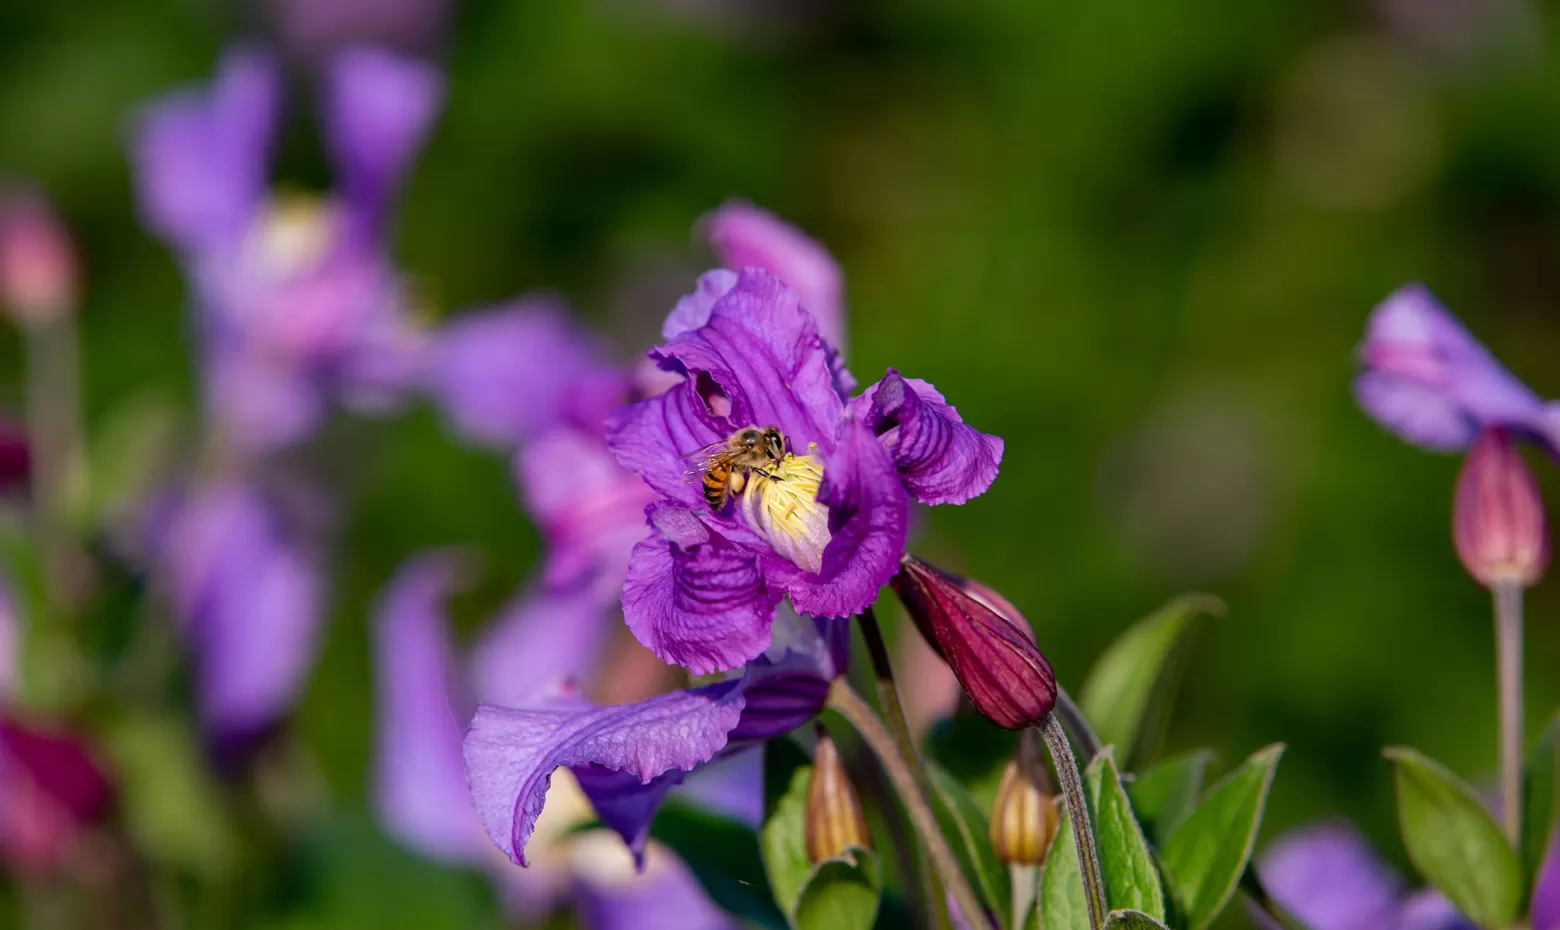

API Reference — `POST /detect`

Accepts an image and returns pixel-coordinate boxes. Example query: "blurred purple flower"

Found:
[607,267,1001,674]
[157,482,322,741]
[463,610,844,868]
[265,0,451,60]
[130,46,441,454]
[700,201,844,349]
[1533,841,1560,930]
[1355,284,1560,457]
[1257,822,1474,930]
[373,554,737,924]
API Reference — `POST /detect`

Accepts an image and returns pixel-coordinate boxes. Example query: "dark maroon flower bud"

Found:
[0,718,113,869]
[0,190,77,327]
[0,419,29,493]
[889,554,1056,730]
[1454,428,1548,589]
[805,727,871,864]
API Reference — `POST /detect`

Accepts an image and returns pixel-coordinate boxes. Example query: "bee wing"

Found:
[679,439,731,481]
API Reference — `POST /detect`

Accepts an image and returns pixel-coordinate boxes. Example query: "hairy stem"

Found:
[1494,580,1524,846]
[1041,714,1106,930]
[829,679,987,930]
[858,606,950,930]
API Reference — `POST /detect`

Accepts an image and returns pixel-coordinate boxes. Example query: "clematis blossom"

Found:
[130,45,440,455]
[607,267,1002,674]
[1355,284,1560,456]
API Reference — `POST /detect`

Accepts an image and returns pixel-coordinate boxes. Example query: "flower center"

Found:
[249,193,336,278]
[738,447,831,574]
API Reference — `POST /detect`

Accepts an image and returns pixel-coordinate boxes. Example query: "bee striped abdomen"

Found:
[703,462,732,510]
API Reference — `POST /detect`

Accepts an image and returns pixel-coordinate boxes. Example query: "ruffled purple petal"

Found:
[1257,822,1403,930]
[323,46,442,231]
[130,48,277,253]
[781,418,909,618]
[1356,284,1548,452]
[701,200,845,350]
[469,582,615,709]
[850,369,1003,505]
[431,299,620,448]
[372,554,482,863]
[462,680,745,866]
[663,269,738,340]
[622,504,782,674]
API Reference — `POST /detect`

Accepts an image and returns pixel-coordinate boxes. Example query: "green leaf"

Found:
[1104,909,1172,929]
[1128,749,1215,847]
[1385,746,1521,927]
[651,800,787,929]
[101,711,237,875]
[1038,806,1091,930]
[1077,595,1224,767]
[1160,743,1284,930]
[1084,749,1166,920]
[927,763,1012,926]
[793,847,882,930]
[1525,713,1560,900]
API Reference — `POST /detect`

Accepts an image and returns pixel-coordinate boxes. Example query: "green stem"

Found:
[829,679,987,930]
[1494,580,1524,846]
[858,606,951,930]
[1040,714,1106,930]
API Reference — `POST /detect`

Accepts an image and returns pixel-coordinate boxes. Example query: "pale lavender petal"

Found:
[1356,284,1548,451]
[701,200,845,349]
[130,48,277,253]
[678,751,763,827]
[372,554,482,863]
[571,835,737,930]
[621,504,782,674]
[323,47,443,230]
[663,269,737,340]
[1532,841,1560,930]
[203,345,323,453]
[850,369,1003,505]
[431,299,619,447]
[462,680,745,865]
[1399,889,1476,930]
[780,418,909,619]
[1256,822,1403,930]
[469,583,615,710]
[516,429,654,590]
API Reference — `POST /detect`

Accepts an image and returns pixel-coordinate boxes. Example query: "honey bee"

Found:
[682,426,788,511]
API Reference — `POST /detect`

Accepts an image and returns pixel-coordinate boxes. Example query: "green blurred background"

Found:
[3,0,1560,925]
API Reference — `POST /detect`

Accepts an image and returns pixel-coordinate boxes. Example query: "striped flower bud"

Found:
[890,554,1057,730]
[0,190,77,327]
[1454,428,1548,589]
[989,729,1058,865]
[805,727,871,864]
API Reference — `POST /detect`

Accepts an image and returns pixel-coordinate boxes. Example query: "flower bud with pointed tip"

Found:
[0,190,77,327]
[989,729,1058,865]
[805,726,871,864]
[889,554,1057,730]
[1454,428,1548,589]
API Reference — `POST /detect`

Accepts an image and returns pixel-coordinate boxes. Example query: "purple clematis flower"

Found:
[374,555,738,926]
[130,45,441,455]
[1256,822,1474,930]
[1355,284,1560,457]
[607,267,1002,674]
[156,481,322,742]
[463,606,844,868]
[699,201,844,350]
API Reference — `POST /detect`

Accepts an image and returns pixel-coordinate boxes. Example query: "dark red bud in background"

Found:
[0,190,77,327]
[1454,429,1548,589]
[0,718,113,870]
[890,554,1056,730]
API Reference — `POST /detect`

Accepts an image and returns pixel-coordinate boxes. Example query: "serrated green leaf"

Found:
[1077,595,1223,767]
[1085,749,1166,920]
[1525,713,1560,901]
[794,847,881,930]
[1104,908,1171,929]
[1128,749,1215,848]
[1161,743,1283,930]
[1385,746,1521,926]
[928,763,1011,926]
[651,800,787,929]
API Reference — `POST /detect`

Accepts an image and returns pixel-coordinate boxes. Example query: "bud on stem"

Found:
[805,726,871,864]
[990,729,1058,866]
[1453,428,1548,589]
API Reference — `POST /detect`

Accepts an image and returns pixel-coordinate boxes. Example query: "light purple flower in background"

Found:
[1256,822,1474,930]
[158,482,322,741]
[130,45,441,454]
[373,554,738,925]
[1532,840,1560,930]
[1355,284,1560,456]
[608,267,1002,674]
[700,201,844,349]
[463,610,843,868]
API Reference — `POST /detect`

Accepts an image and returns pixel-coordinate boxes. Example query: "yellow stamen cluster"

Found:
[741,446,831,574]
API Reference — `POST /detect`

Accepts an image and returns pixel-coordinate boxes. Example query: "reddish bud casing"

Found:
[1454,429,1548,589]
[889,554,1057,730]
[0,190,77,327]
